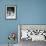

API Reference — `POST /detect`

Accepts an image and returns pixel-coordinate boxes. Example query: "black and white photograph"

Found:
[6,5,16,19]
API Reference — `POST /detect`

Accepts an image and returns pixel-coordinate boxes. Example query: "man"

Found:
[7,7,14,16]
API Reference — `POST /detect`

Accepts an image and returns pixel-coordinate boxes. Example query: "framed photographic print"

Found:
[6,5,16,19]
[18,24,46,42]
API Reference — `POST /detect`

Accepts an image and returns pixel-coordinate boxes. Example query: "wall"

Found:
[0,0,46,44]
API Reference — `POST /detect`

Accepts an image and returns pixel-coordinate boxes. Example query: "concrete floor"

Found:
[0,44,18,46]
[19,39,46,46]
[0,40,46,46]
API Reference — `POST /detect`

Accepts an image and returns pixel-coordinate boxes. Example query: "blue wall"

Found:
[0,0,46,44]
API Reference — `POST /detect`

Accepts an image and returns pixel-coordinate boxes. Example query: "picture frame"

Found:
[6,5,16,20]
[18,24,46,42]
